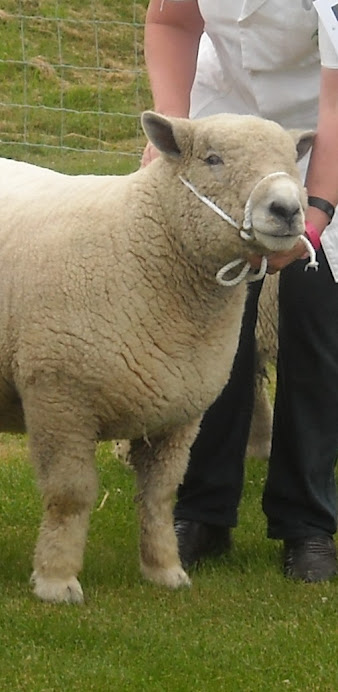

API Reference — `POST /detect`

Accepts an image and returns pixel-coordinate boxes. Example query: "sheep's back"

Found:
[0,158,247,441]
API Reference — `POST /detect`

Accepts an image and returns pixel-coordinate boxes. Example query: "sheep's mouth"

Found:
[253,229,300,252]
[217,223,317,287]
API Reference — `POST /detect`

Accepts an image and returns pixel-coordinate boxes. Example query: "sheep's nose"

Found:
[269,201,300,225]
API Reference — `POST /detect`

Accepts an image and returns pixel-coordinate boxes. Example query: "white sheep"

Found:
[114,273,279,463]
[246,272,279,459]
[114,273,280,465]
[0,111,314,603]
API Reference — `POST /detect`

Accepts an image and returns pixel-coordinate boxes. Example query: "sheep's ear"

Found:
[141,111,183,158]
[289,129,316,161]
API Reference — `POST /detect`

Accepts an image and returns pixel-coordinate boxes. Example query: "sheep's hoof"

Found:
[141,563,191,589]
[31,572,84,604]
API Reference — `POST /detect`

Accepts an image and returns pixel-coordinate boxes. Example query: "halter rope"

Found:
[179,174,318,286]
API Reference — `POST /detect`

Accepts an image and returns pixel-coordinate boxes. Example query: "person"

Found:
[142,0,338,582]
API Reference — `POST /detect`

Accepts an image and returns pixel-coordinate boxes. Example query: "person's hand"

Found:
[248,237,310,274]
[141,141,159,168]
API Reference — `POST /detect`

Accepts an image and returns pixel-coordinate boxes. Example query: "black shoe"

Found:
[174,519,231,569]
[283,535,337,583]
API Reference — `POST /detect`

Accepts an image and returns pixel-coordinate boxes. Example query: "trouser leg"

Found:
[174,280,262,527]
[263,250,338,539]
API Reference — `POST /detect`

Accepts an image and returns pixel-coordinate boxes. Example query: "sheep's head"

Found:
[141,111,314,274]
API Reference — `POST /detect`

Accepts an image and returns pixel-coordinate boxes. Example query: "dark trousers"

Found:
[175,250,338,539]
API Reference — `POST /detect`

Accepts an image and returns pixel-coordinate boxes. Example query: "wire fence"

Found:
[0,1,150,162]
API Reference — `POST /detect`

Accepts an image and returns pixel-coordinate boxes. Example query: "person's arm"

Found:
[144,0,204,118]
[260,64,338,273]
[304,66,338,234]
[264,23,338,272]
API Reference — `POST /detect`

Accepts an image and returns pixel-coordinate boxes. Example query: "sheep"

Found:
[246,273,279,459]
[0,111,314,603]
[114,273,279,464]
[113,272,279,463]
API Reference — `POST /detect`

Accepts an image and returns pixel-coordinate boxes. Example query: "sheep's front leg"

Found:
[24,395,98,604]
[131,420,200,589]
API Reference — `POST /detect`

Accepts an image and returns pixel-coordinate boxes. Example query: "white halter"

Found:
[179,174,318,286]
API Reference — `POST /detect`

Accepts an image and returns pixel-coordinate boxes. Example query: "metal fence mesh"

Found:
[0,2,149,160]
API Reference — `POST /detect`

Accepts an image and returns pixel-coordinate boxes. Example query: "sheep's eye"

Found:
[204,154,224,166]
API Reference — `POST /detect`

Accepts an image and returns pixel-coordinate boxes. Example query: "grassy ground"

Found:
[0,434,337,692]
[0,2,337,690]
[0,0,151,174]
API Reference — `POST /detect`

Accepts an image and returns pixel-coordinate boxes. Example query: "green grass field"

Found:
[0,434,337,692]
[0,0,151,174]
[0,2,337,690]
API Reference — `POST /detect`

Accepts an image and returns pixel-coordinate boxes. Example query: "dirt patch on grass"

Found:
[0,434,29,464]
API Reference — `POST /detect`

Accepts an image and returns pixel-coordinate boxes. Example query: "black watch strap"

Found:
[308,196,335,221]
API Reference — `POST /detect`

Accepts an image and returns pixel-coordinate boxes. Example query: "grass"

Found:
[0,434,337,691]
[0,2,337,690]
[0,0,151,174]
